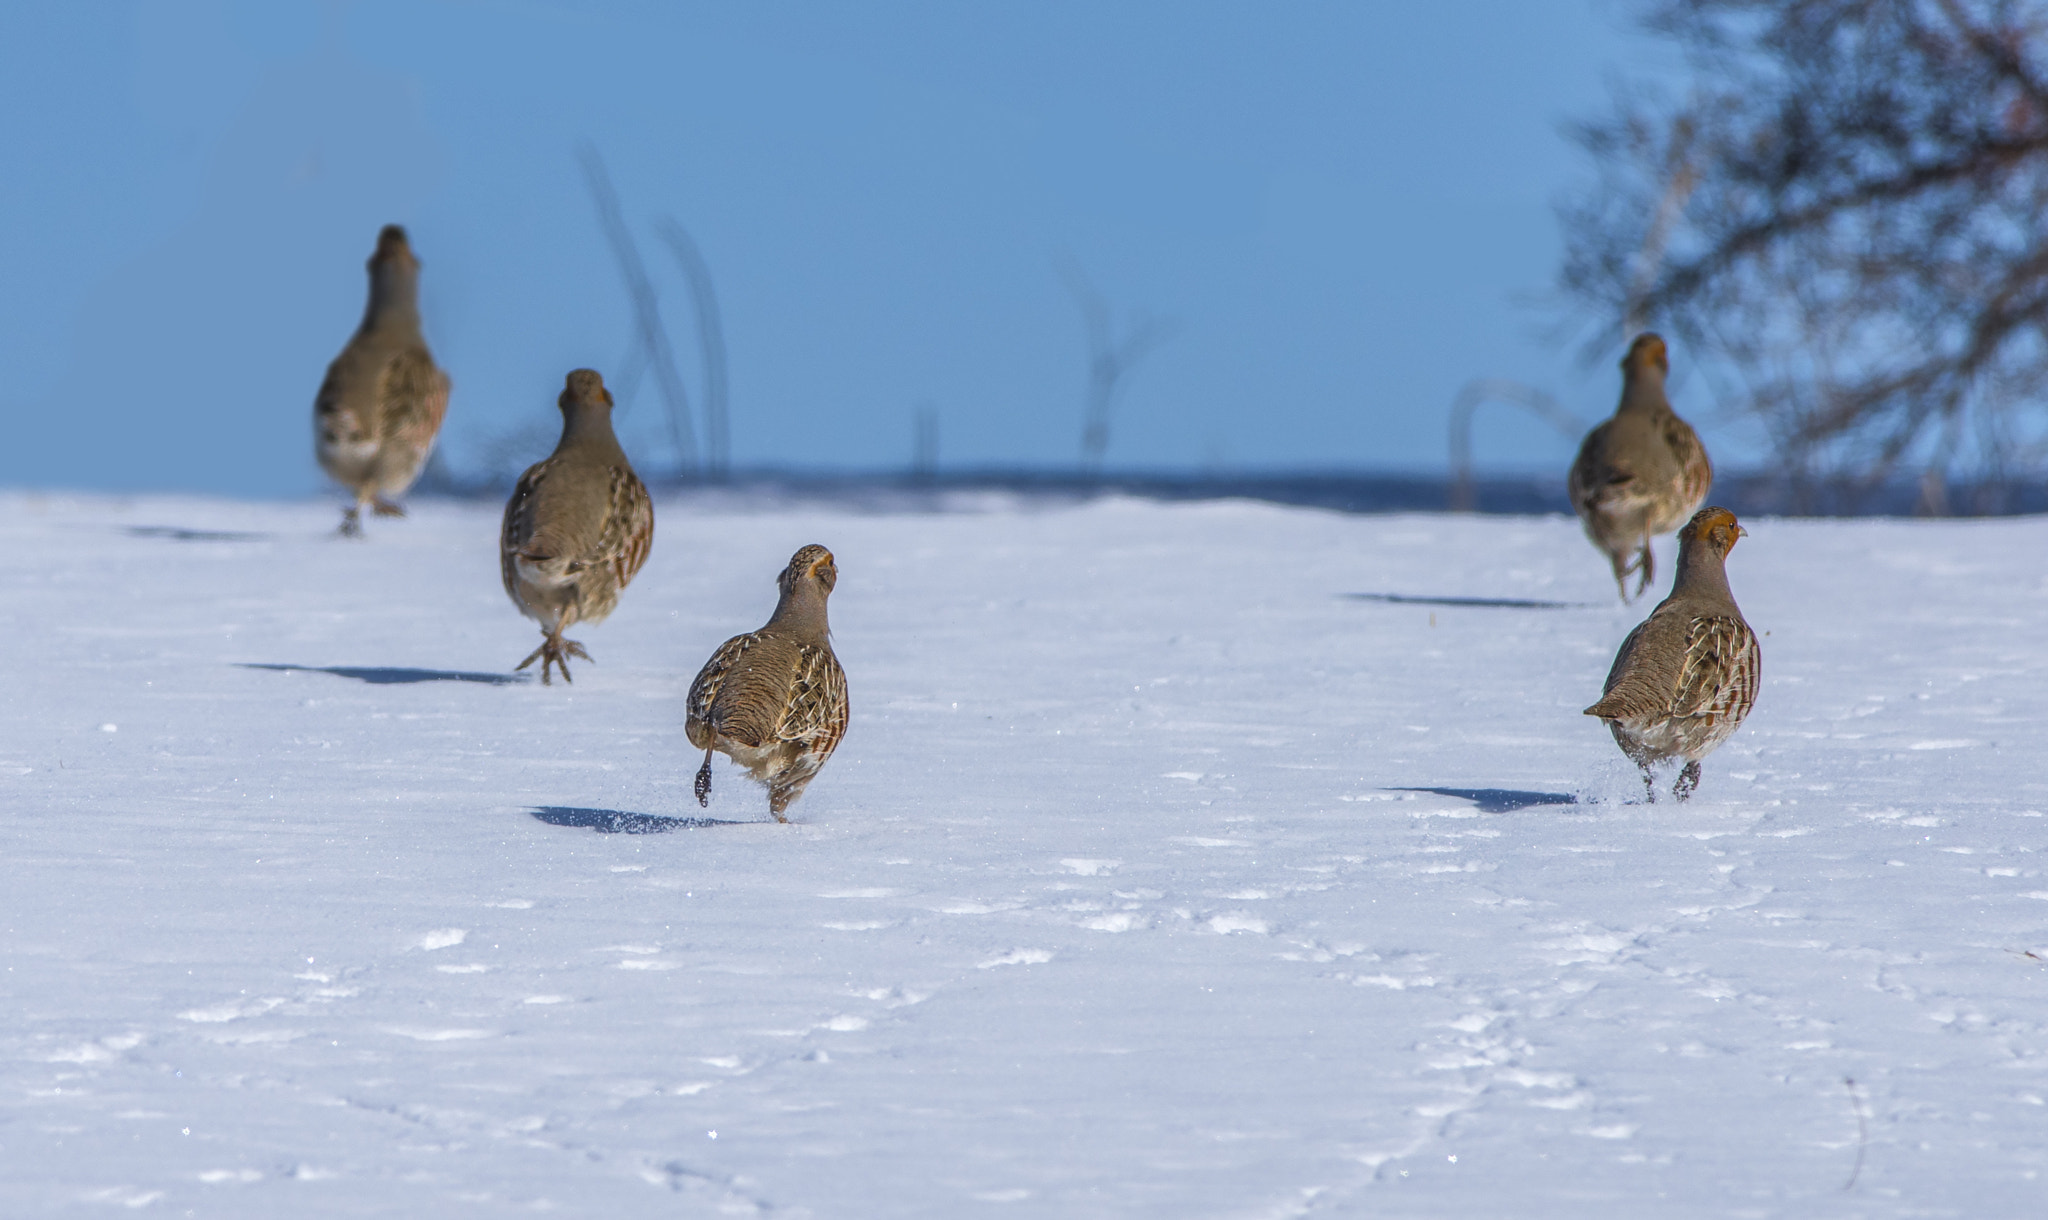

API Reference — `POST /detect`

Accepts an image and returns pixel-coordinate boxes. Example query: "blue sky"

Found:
[0,1,1725,497]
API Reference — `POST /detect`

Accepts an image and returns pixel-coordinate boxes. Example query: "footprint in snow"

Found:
[977,949,1053,969]
[381,1027,495,1042]
[180,997,285,1023]
[938,900,1023,915]
[200,1027,303,1045]
[1407,1011,1605,1139]
[859,986,930,1007]
[1537,929,1642,967]
[82,1189,165,1208]
[45,1032,144,1064]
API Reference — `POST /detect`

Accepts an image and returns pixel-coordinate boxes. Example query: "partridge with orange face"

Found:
[499,369,655,684]
[1568,333,1713,601]
[1585,506,1760,802]
[686,546,849,822]
[314,225,451,537]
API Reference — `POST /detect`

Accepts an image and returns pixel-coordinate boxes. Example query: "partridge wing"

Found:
[313,360,364,447]
[687,633,756,740]
[378,348,450,455]
[775,644,849,761]
[1672,615,1760,726]
[1567,422,1619,512]
[1584,615,1685,720]
[1661,415,1714,512]
[499,458,556,597]
[591,466,655,589]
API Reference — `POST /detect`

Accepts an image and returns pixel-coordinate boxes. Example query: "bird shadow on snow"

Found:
[241,663,527,686]
[124,525,269,542]
[1343,592,1593,610]
[1389,787,1580,814]
[530,806,748,834]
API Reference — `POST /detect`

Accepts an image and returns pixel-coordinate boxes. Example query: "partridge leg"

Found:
[1609,550,1635,603]
[694,747,715,807]
[1674,760,1702,802]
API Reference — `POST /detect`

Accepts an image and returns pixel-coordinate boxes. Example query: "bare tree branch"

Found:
[1558,0,2048,507]
[577,144,698,474]
[1446,380,1584,511]
[654,218,730,480]
[911,402,938,482]
[1057,258,1178,475]
[611,333,651,415]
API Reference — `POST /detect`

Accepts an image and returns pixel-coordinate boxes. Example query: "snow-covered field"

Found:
[3,491,2044,1218]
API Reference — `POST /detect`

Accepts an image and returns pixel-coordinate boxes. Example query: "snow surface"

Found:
[3,491,2045,1218]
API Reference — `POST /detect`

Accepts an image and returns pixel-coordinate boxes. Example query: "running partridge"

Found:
[499,369,655,684]
[314,225,451,536]
[1585,506,1760,801]
[686,545,849,822]
[1568,333,1712,601]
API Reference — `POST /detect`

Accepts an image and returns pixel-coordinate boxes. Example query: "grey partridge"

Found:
[499,369,655,684]
[1568,333,1713,601]
[1585,506,1760,802]
[687,546,849,822]
[314,225,451,537]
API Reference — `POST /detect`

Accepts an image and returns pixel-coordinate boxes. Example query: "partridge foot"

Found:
[516,635,592,685]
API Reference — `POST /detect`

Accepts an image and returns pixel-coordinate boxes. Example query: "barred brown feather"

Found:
[1590,614,1759,764]
[498,458,555,602]
[379,348,450,464]
[1672,616,1760,726]
[600,466,655,590]
[499,457,649,626]
[685,634,756,749]
[778,643,850,755]
[1662,416,1713,528]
